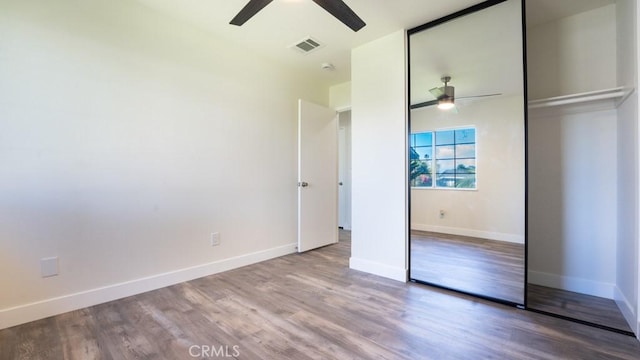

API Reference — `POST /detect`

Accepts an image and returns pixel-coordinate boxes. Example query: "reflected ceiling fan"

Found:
[411,76,502,111]
[230,0,366,32]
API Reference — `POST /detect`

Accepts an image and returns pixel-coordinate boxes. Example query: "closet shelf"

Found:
[528,87,633,109]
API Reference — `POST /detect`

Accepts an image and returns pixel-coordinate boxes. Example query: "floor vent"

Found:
[290,37,324,54]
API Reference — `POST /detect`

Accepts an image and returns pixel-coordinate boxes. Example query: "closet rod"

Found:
[528,87,628,109]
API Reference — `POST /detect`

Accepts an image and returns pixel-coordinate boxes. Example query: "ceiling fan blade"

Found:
[230,0,273,26]
[410,99,439,109]
[312,0,366,32]
[429,86,444,99]
[457,93,502,100]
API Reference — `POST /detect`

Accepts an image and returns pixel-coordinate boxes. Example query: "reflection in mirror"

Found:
[408,0,525,305]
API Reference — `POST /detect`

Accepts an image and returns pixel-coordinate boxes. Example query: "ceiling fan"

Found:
[230,0,366,32]
[410,76,502,111]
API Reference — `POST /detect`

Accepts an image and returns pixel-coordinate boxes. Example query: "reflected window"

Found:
[410,127,476,189]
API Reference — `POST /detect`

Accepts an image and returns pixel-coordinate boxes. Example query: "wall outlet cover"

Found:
[211,232,221,246]
[41,257,59,278]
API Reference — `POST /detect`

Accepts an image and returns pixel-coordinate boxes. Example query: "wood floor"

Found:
[528,284,634,333]
[410,230,525,304]
[1,230,640,359]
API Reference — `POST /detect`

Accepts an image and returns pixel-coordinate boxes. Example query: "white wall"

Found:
[330,82,352,111]
[0,0,327,329]
[410,95,525,243]
[615,0,639,336]
[528,106,618,298]
[350,30,407,282]
[527,4,617,99]
[616,90,639,333]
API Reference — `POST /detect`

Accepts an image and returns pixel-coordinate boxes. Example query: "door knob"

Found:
[339,182,343,186]
[298,181,309,187]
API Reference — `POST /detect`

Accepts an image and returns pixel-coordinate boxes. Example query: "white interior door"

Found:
[338,126,348,229]
[298,99,338,252]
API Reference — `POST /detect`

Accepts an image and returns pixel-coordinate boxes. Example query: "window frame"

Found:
[410,126,477,191]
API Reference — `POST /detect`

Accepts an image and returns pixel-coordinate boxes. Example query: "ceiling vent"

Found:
[289,37,324,55]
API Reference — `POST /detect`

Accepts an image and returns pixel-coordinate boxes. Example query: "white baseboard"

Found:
[0,243,297,330]
[614,286,638,336]
[528,270,614,299]
[412,223,524,244]
[349,257,407,282]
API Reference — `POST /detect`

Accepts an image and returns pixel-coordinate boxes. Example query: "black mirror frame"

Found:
[406,0,528,309]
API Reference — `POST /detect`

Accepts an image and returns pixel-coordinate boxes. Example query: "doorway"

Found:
[297,101,351,253]
[338,110,352,231]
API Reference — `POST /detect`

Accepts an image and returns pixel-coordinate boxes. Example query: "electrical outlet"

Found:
[439,210,445,219]
[211,232,221,246]
[41,256,59,278]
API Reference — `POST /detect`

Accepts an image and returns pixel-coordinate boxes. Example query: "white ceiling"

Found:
[135,0,486,86]
[135,0,616,88]
[525,0,616,27]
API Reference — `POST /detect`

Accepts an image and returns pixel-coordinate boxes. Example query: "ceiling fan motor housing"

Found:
[440,84,454,101]
[440,76,454,101]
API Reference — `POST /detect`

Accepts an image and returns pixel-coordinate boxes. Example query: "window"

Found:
[410,127,476,189]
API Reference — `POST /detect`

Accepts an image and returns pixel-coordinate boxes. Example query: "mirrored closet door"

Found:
[408,0,526,306]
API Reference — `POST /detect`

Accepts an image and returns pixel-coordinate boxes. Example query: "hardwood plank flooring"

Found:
[410,230,525,304]
[1,230,639,359]
[528,284,633,333]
